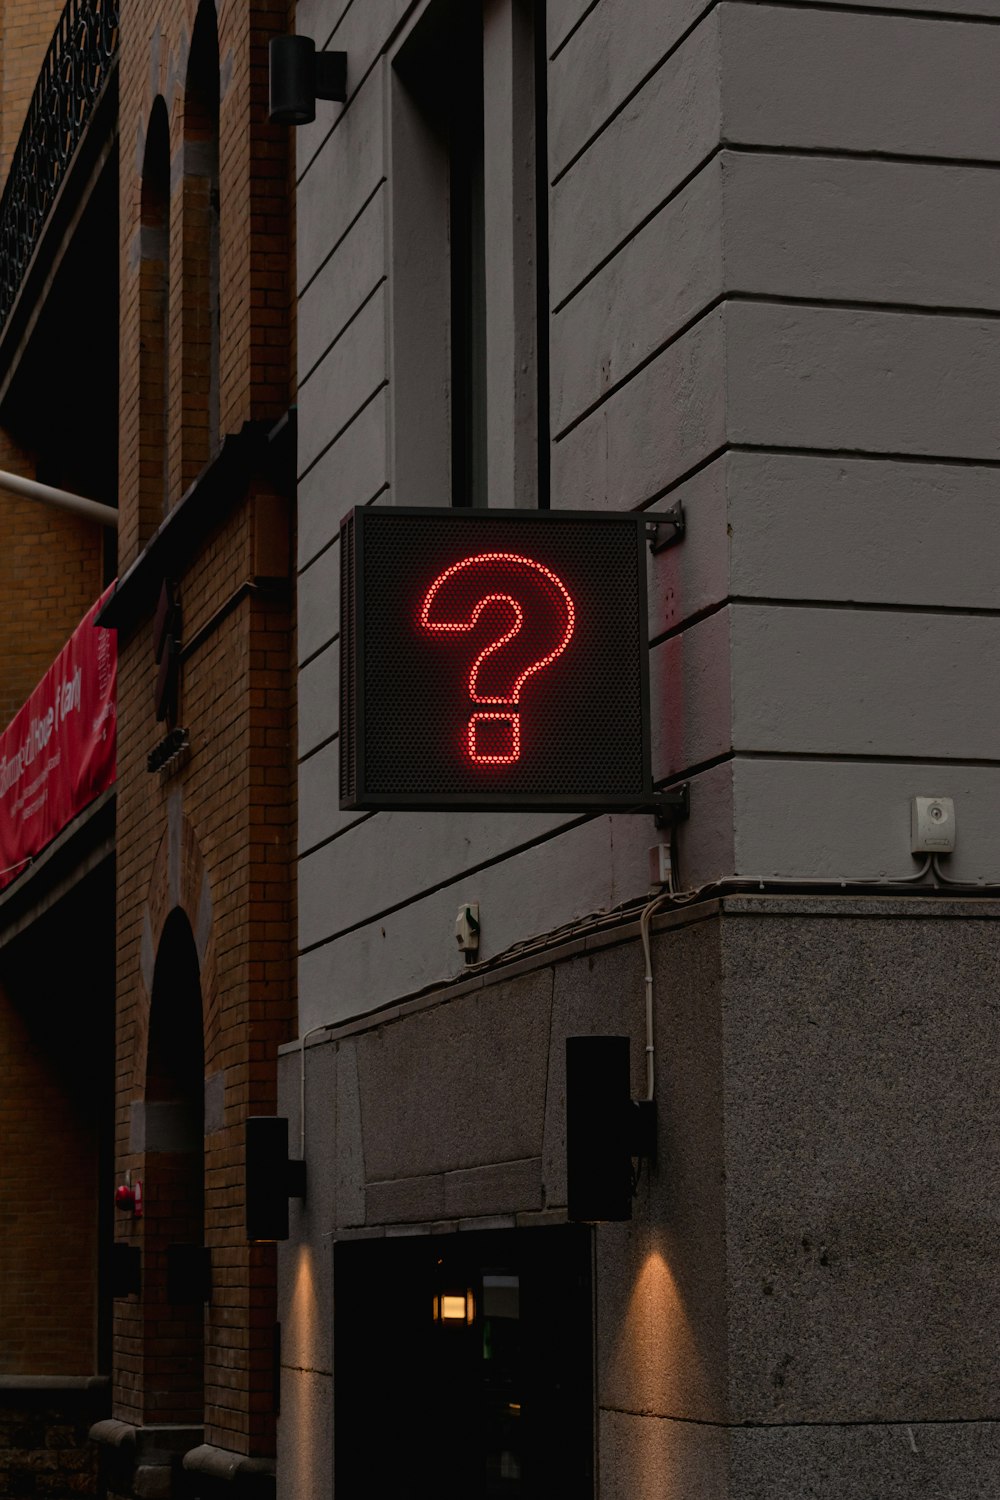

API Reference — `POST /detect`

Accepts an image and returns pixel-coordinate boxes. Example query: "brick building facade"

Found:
[96,0,296,1492]
[0,0,297,1495]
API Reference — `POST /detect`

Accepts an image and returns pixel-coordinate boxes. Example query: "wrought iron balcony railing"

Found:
[0,0,118,334]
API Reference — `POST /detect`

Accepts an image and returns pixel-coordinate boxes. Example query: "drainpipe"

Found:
[0,469,118,528]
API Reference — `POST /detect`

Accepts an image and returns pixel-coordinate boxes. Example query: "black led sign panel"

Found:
[340,508,652,812]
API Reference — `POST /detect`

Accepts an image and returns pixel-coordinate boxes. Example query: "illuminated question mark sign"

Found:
[420,552,576,765]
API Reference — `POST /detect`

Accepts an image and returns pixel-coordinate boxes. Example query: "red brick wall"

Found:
[113,0,296,1460]
[0,0,65,177]
[0,431,104,727]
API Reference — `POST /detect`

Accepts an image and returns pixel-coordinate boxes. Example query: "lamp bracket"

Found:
[630,1098,657,1164]
[287,1158,307,1199]
[646,501,685,553]
[315,51,347,102]
[652,783,690,829]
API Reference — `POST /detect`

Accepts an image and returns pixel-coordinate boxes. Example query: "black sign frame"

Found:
[340,506,654,813]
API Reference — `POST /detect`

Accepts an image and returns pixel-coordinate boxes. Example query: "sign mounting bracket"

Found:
[646,502,685,554]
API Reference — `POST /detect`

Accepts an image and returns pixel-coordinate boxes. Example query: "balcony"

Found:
[0,0,118,341]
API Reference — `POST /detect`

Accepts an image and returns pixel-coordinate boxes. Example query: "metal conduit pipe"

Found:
[0,468,118,528]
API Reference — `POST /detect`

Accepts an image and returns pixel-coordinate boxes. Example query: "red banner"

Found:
[0,585,116,889]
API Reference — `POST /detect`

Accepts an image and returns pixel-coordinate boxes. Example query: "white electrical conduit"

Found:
[0,468,118,528]
[636,853,934,1104]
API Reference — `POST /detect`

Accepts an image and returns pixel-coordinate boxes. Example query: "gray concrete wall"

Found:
[294,0,1000,1029]
[279,899,1000,1499]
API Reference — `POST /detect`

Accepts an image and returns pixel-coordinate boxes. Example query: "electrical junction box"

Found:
[339,508,653,812]
[911,796,956,854]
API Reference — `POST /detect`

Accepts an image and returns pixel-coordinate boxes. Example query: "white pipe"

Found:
[0,468,118,528]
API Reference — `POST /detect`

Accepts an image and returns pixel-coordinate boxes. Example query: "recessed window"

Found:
[391,0,548,512]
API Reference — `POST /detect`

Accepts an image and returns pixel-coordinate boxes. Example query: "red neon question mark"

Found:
[420,552,576,765]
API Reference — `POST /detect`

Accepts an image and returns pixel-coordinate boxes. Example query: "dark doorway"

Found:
[334,1226,594,1498]
[144,908,205,1422]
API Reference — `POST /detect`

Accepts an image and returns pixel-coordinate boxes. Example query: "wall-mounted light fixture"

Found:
[565,1036,656,1222]
[111,1243,141,1299]
[269,36,347,125]
[245,1116,307,1242]
[432,1289,475,1326]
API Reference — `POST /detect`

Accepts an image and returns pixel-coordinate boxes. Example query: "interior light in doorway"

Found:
[433,1289,475,1326]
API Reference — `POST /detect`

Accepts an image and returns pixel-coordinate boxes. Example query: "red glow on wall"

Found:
[420,552,576,766]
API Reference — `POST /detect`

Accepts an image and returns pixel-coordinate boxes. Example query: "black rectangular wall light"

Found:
[245,1116,306,1243]
[340,508,653,812]
[166,1244,212,1305]
[566,1035,637,1223]
[111,1242,141,1298]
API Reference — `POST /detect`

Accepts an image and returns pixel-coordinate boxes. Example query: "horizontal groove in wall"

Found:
[741,749,1000,768]
[551,0,998,72]
[299,632,338,672]
[298,530,340,579]
[731,441,1000,469]
[602,1404,1000,1428]
[297,46,382,187]
[298,814,592,955]
[323,0,355,53]
[298,179,385,303]
[299,809,373,863]
[299,278,386,393]
[550,0,603,60]
[552,148,721,313]
[298,382,388,484]
[551,0,719,186]
[649,596,1000,652]
[553,294,726,441]
[735,0,1000,25]
[299,729,338,769]
[557,141,1000,316]
[299,486,389,578]
[728,142,1000,172]
[555,294,1000,444]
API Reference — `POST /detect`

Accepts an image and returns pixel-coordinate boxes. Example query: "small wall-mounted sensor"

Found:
[455,903,480,957]
[648,844,672,888]
[911,796,956,854]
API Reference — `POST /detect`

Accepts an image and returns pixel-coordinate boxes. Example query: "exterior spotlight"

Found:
[269,36,347,125]
[245,1116,306,1242]
[565,1036,656,1223]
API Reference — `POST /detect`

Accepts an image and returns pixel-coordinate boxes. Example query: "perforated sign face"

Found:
[340,508,652,811]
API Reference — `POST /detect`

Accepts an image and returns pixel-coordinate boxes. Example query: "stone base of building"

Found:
[90,1425,275,1500]
[0,1376,108,1499]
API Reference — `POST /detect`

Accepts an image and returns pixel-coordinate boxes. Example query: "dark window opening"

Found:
[448,3,487,509]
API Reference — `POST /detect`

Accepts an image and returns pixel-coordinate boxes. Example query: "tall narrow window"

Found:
[449,4,487,508]
[139,98,170,535]
[391,0,546,511]
[181,0,221,487]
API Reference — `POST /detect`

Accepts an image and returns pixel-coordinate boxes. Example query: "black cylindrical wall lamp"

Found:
[269,36,347,125]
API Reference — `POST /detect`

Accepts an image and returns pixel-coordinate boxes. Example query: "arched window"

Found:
[181,0,221,484]
[139,97,170,535]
